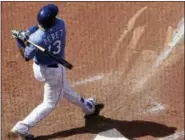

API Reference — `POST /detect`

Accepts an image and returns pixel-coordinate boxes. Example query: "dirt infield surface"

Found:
[2,2,184,140]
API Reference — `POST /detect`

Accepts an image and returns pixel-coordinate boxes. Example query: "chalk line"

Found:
[129,25,146,50]
[132,24,181,93]
[72,74,105,86]
[119,25,146,74]
[110,6,148,58]
[153,26,173,68]
[71,70,124,87]
[144,102,165,114]
[153,18,184,68]
[170,17,184,47]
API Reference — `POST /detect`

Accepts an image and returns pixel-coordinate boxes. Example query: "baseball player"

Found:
[9,4,97,140]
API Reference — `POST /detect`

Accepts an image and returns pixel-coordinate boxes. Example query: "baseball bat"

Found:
[27,40,73,70]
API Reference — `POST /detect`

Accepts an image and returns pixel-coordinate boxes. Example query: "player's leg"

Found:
[61,68,96,115]
[10,64,63,137]
[10,83,62,138]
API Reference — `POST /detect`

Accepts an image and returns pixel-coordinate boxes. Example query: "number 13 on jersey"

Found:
[48,40,62,55]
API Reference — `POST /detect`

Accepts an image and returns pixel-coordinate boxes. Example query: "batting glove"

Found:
[12,30,29,42]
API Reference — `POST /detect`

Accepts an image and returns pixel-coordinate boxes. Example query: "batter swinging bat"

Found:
[11,30,73,70]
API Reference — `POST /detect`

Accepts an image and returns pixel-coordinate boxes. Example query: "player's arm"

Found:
[16,38,36,61]
[14,26,38,61]
[24,43,37,61]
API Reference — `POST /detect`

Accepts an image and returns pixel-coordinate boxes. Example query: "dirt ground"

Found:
[2,2,184,140]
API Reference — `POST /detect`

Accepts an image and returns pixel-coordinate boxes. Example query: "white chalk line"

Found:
[152,26,173,68]
[71,71,123,87]
[129,25,146,50]
[110,6,148,58]
[153,45,174,68]
[157,131,184,140]
[131,22,183,94]
[137,23,185,116]
[170,17,184,47]
[153,18,184,68]
[119,25,146,74]
[71,74,105,86]
[144,102,166,114]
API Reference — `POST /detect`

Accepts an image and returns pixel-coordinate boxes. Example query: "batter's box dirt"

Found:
[2,2,184,140]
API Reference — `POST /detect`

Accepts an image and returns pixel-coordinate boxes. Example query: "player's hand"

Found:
[12,29,29,42]
[18,31,29,42]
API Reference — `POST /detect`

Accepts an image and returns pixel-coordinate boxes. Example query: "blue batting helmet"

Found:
[37,4,59,29]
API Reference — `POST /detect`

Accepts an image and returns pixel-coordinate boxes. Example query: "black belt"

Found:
[35,62,58,68]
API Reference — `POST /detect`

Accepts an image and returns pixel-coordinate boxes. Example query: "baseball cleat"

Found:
[86,98,96,107]
[84,101,104,118]
[83,98,96,116]
[8,129,34,140]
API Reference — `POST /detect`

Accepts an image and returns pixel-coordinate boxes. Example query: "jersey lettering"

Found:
[48,40,62,54]
[44,29,64,46]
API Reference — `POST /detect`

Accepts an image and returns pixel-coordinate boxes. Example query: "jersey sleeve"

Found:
[24,33,39,60]
[23,25,39,60]
[24,42,37,61]
[26,25,39,35]
[15,25,38,50]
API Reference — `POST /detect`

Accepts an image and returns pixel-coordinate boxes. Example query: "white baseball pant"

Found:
[12,62,95,134]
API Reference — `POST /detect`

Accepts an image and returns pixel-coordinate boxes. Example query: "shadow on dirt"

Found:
[34,104,176,140]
